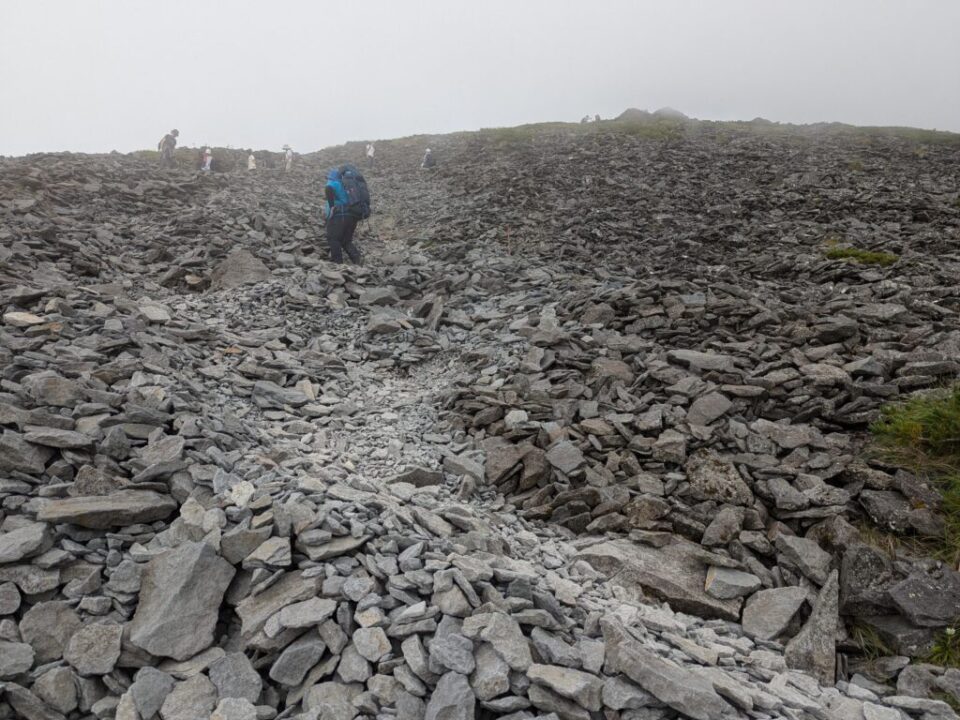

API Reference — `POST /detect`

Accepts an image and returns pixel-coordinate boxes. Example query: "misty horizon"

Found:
[2,0,959,157]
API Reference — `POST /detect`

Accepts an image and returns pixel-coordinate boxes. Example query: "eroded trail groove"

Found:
[1,124,960,720]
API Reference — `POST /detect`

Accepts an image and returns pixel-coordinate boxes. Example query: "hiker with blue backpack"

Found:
[324,165,371,265]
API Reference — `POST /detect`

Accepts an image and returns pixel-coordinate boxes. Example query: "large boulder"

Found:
[785,570,839,684]
[129,542,235,660]
[576,538,743,620]
[209,248,271,290]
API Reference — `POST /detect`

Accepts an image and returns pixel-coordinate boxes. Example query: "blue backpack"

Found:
[336,164,371,219]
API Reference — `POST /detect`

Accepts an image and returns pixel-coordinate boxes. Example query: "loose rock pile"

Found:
[0,123,959,720]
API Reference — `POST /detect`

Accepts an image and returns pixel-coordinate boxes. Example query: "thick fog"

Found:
[1,0,958,156]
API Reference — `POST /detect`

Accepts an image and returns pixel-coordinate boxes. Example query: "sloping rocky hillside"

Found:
[1,120,960,720]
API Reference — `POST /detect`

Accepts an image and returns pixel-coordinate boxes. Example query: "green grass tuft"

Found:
[851,622,896,661]
[926,628,960,669]
[824,246,899,267]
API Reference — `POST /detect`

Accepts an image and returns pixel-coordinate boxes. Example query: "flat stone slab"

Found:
[576,538,742,620]
[38,490,177,529]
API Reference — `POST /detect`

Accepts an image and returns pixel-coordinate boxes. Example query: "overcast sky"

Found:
[1,0,958,156]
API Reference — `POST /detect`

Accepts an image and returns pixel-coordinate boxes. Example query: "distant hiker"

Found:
[284,145,294,172]
[366,143,376,168]
[247,153,257,171]
[324,164,371,265]
[202,148,213,173]
[421,148,435,169]
[158,129,179,168]
[594,114,601,123]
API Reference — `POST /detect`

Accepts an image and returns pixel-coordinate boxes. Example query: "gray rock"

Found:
[576,538,743,621]
[338,642,373,683]
[652,428,688,464]
[305,681,362,718]
[528,663,603,711]
[0,640,34,678]
[775,533,832,584]
[888,569,960,627]
[242,536,291,569]
[64,622,122,676]
[0,522,50,564]
[22,372,83,407]
[862,703,902,720]
[209,652,262,702]
[430,632,475,674]
[767,476,809,511]
[277,596,337,629]
[704,566,761,599]
[19,600,82,662]
[860,490,913,532]
[667,349,736,372]
[684,449,754,505]
[528,684,591,720]
[545,440,585,474]
[38,490,177,529]
[602,616,732,720]
[129,541,236,660]
[32,666,78,714]
[23,427,93,449]
[470,641,510,701]
[159,674,218,720]
[0,431,53,474]
[220,525,272,565]
[129,667,175,719]
[700,506,743,547]
[5,682,68,720]
[425,672,475,720]
[686,391,732,426]
[209,248,271,290]
[210,697,258,720]
[234,570,319,639]
[251,380,308,409]
[391,466,444,487]
[785,570,839,684]
[270,634,325,685]
[601,675,656,710]
[530,627,580,667]
[397,691,427,720]
[840,543,895,615]
[462,612,532,671]
[353,626,392,662]
[741,586,808,640]
[0,581,20,614]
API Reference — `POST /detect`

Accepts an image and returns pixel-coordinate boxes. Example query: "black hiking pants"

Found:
[326,213,362,265]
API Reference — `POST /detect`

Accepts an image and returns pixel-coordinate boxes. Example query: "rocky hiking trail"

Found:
[1,121,960,720]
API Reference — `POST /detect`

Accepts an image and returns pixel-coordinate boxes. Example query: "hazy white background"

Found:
[1,0,958,156]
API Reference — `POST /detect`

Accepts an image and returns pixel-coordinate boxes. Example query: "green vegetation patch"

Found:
[824,246,899,267]
[870,385,960,563]
[927,628,960,670]
[872,385,960,466]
